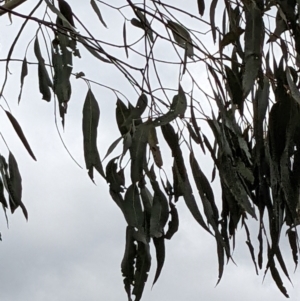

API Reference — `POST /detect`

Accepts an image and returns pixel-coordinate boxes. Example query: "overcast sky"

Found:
[0,1,299,301]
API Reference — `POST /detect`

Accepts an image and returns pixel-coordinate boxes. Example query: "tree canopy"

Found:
[0,0,300,300]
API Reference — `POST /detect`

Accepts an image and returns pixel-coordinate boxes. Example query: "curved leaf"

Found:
[121,226,136,301]
[130,123,152,183]
[152,236,165,286]
[90,0,107,28]
[5,110,36,161]
[124,184,144,227]
[167,20,193,58]
[82,89,105,181]
[18,56,28,103]
[7,152,27,220]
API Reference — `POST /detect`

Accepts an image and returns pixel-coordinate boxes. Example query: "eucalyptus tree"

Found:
[0,0,299,300]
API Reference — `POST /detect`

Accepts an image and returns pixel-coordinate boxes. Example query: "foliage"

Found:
[0,0,300,300]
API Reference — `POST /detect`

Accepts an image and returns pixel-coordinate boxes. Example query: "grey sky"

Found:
[0,1,299,301]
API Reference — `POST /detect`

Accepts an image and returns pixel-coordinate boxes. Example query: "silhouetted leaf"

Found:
[5,110,36,161]
[165,202,179,239]
[225,65,243,115]
[106,157,123,194]
[210,0,218,43]
[135,7,154,43]
[132,241,151,301]
[0,178,8,209]
[123,21,129,58]
[44,0,74,29]
[243,2,264,97]
[154,85,187,126]
[18,56,28,103]
[167,20,193,58]
[148,127,163,168]
[7,152,27,220]
[287,229,298,267]
[82,89,105,181]
[34,37,52,101]
[220,27,244,50]
[77,35,111,63]
[121,226,136,301]
[174,161,212,234]
[130,123,152,183]
[286,67,300,105]
[103,136,123,161]
[197,0,205,16]
[243,221,258,275]
[116,98,131,135]
[90,0,107,28]
[152,236,165,286]
[124,184,144,227]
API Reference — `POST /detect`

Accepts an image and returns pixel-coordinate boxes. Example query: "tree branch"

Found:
[0,0,28,16]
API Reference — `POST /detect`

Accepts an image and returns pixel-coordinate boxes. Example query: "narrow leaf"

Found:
[82,89,105,180]
[197,0,205,16]
[132,241,151,301]
[121,226,136,301]
[124,184,144,227]
[167,20,193,58]
[90,0,107,27]
[165,202,179,239]
[103,136,123,161]
[123,21,129,58]
[148,127,163,168]
[152,236,165,286]
[18,56,28,103]
[210,0,218,43]
[5,110,36,161]
[8,152,28,220]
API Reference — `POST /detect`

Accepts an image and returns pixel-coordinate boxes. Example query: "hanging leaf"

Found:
[82,89,105,181]
[286,67,300,105]
[44,0,74,29]
[225,65,243,115]
[0,178,8,209]
[220,27,244,50]
[58,0,75,27]
[123,131,132,157]
[152,236,165,286]
[18,56,28,103]
[154,85,187,126]
[167,20,193,58]
[5,110,36,161]
[197,0,205,16]
[116,98,131,135]
[130,123,152,183]
[150,193,165,238]
[132,241,151,301]
[90,0,107,28]
[134,7,154,43]
[243,2,264,97]
[52,48,72,123]
[134,94,148,118]
[210,0,218,43]
[34,36,52,101]
[123,21,129,58]
[103,136,123,161]
[106,157,124,194]
[7,152,28,220]
[165,202,179,239]
[123,184,144,227]
[148,127,163,168]
[121,226,136,301]
[287,229,298,267]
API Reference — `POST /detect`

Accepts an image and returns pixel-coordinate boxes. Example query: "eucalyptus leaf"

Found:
[82,89,105,181]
